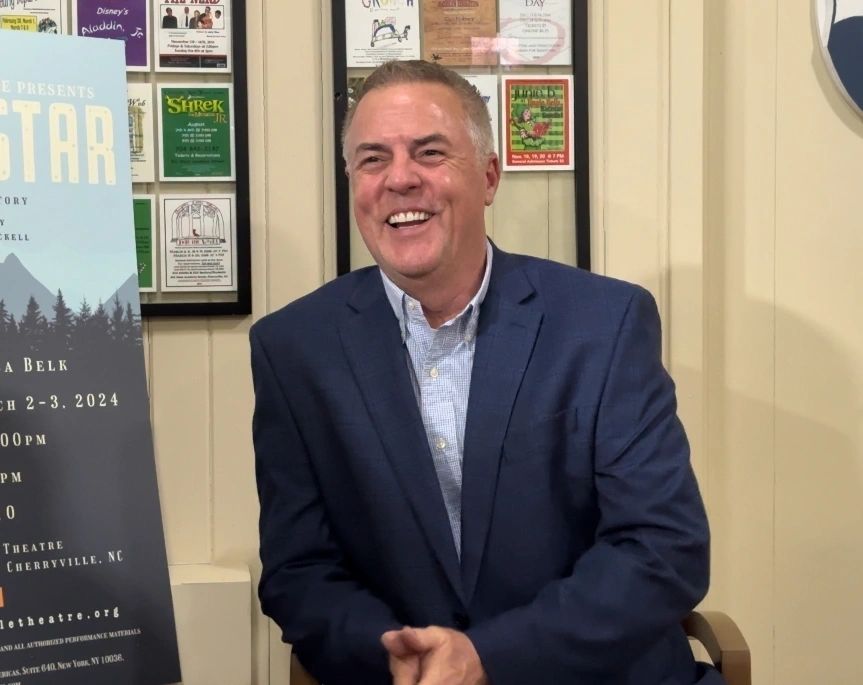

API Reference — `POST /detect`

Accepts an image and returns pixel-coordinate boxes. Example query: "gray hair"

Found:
[341,60,494,162]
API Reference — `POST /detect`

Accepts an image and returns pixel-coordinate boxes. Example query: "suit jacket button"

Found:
[453,613,470,629]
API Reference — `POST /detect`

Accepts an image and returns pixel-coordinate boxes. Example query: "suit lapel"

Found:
[460,252,542,603]
[338,270,464,601]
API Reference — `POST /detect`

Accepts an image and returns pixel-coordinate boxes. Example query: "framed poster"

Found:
[159,194,238,292]
[0,0,66,33]
[72,0,151,71]
[154,0,232,72]
[133,195,157,292]
[501,75,574,171]
[463,74,501,156]
[345,0,419,67]
[157,84,235,181]
[330,0,591,273]
[127,83,156,182]
[420,0,498,66]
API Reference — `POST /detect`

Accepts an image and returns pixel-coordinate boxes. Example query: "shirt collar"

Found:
[380,239,493,342]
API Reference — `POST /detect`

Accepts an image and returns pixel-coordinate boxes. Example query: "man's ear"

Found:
[484,154,501,206]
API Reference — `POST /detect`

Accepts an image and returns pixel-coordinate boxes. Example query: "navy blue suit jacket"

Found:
[252,248,721,684]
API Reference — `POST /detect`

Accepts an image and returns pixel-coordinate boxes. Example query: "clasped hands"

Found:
[381,626,489,685]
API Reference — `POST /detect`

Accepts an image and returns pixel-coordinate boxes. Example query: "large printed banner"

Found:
[0,30,181,685]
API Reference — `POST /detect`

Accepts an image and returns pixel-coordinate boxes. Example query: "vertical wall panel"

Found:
[601,0,666,299]
[773,6,863,683]
[704,2,777,683]
[149,320,212,564]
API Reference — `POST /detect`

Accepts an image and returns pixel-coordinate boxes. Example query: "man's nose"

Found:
[384,153,421,193]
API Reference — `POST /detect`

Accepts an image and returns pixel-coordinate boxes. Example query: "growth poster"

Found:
[502,75,574,171]
[0,29,180,685]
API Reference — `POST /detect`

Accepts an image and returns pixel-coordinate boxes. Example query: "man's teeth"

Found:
[387,211,430,226]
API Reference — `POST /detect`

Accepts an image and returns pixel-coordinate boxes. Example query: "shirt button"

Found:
[429,367,439,379]
[436,437,447,450]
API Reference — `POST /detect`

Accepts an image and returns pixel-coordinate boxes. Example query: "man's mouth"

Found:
[386,210,432,229]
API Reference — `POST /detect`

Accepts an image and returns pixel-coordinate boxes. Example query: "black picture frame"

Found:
[330,0,591,275]
[141,0,251,317]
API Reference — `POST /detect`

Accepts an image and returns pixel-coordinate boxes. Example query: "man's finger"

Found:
[382,629,412,658]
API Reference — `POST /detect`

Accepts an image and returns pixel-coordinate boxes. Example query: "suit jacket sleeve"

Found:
[467,287,710,683]
[251,327,400,683]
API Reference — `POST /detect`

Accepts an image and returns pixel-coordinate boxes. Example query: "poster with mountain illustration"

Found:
[0,30,180,685]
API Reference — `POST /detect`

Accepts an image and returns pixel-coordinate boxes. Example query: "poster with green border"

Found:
[157,83,235,181]
[132,196,156,292]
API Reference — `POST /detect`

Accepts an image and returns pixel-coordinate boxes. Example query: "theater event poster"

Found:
[160,194,237,292]
[132,196,156,293]
[0,0,65,34]
[154,0,232,72]
[0,30,181,684]
[72,0,151,71]
[345,0,420,67]
[462,74,500,157]
[420,0,497,66]
[127,83,156,183]
[499,0,571,66]
[502,75,574,172]
[158,84,235,181]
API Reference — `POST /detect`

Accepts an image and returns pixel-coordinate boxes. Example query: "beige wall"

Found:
[146,1,863,683]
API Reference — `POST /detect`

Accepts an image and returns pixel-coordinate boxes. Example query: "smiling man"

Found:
[251,61,722,685]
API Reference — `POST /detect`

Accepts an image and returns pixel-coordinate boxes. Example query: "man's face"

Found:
[344,82,499,286]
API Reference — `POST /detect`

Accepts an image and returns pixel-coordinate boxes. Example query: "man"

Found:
[161,7,177,29]
[183,6,190,28]
[252,60,721,685]
[213,9,224,29]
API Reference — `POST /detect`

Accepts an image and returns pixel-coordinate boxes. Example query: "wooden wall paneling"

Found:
[548,171,577,265]
[262,0,325,313]
[601,0,666,300]
[704,2,777,682]
[773,5,863,682]
[149,319,212,564]
[492,174,550,258]
[667,0,707,487]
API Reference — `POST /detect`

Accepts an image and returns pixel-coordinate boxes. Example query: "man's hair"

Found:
[341,60,494,162]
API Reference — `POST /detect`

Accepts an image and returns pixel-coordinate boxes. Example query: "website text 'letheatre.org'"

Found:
[0,606,120,632]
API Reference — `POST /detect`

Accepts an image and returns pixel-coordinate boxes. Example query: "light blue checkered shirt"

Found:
[380,241,493,557]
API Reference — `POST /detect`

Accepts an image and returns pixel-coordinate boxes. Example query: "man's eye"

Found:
[359,156,382,166]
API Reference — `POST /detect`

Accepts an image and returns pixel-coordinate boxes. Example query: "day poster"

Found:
[154,0,231,72]
[127,83,156,183]
[158,84,234,181]
[345,0,419,68]
[132,196,156,292]
[499,0,571,66]
[72,0,151,72]
[160,194,237,292]
[421,0,497,66]
[502,75,574,171]
[463,74,500,157]
[0,0,65,33]
[0,30,180,684]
